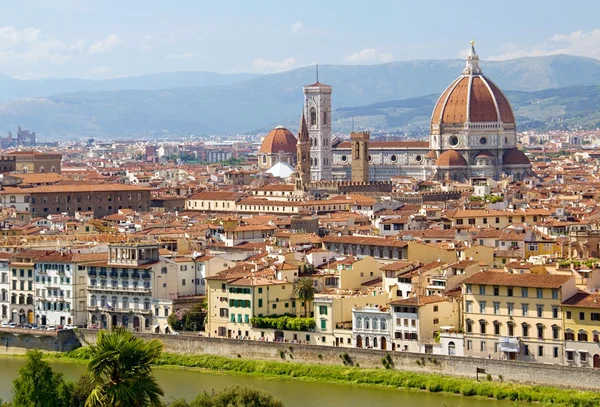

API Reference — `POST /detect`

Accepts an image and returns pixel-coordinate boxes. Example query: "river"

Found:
[0,357,512,407]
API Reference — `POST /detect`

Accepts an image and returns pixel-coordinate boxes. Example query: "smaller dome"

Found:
[259,126,297,154]
[503,149,530,165]
[476,150,493,158]
[435,150,467,167]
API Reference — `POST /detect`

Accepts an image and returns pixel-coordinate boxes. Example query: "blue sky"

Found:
[2,0,599,79]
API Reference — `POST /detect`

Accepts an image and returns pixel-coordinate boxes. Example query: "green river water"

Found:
[0,357,515,406]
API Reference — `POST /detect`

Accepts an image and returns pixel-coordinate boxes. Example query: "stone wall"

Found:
[78,330,600,390]
[0,328,80,353]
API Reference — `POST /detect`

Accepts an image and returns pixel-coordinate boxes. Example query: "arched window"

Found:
[373,319,379,330]
[323,111,327,125]
[50,166,56,173]
[133,297,139,309]
[100,296,107,307]
[262,154,267,164]
[90,295,97,307]
[365,318,371,329]
[310,108,317,126]
[354,142,360,160]
[380,319,387,330]
[143,299,151,310]
[24,196,29,203]
[111,296,118,308]
[356,317,363,329]
[9,196,15,203]
[122,297,129,309]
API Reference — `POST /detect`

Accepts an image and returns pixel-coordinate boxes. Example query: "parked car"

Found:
[22,324,32,329]
[171,331,180,336]
[8,322,16,328]
[0,321,8,328]
[30,324,39,330]
[63,324,74,330]
[47,325,56,331]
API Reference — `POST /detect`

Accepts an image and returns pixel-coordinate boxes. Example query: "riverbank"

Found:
[52,347,600,406]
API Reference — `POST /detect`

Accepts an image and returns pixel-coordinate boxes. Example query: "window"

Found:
[508,323,514,337]
[538,346,544,357]
[320,319,327,330]
[479,321,486,334]
[467,340,472,351]
[466,301,473,313]
[356,317,362,329]
[580,312,585,321]
[566,311,572,319]
[319,305,328,315]
[566,351,574,361]
[552,306,559,319]
[581,352,588,363]
[537,325,544,339]
[466,320,473,333]
[507,287,513,297]
[433,305,438,312]
[521,303,528,316]
[494,323,500,335]
[537,305,543,318]
[578,331,588,342]
[565,331,575,341]
[480,341,486,352]
[523,344,529,356]
[507,303,514,316]
[552,289,559,300]
[522,324,529,337]
[310,108,317,126]
[258,299,263,307]
[536,288,543,299]
[592,313,600,321]
[479,285,486,295]
[553,347,559,358]
[466,284,472,294]
[258,287,263,294]
[479,301,486,314]
[521,288,528,298]
[552,326,559,340]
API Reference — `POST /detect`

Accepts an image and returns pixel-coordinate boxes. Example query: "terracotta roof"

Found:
[562,291,600,309]
[259,127,297,154]
[322,235,408,248]
[435,150,467,167]
[389,295,448,306]
[462,271,571,289]
[188,191,245,201]
[0,183,149,194]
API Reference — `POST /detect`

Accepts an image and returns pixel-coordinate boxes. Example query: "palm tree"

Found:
[294,277,315,317]
[85,328,164,407]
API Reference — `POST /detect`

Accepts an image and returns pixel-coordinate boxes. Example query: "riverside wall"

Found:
[78,330,600,390]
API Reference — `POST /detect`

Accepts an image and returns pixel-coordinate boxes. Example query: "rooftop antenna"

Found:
[316,64,319,83]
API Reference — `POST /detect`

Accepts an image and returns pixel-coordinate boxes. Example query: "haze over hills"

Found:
[1,54,600,138]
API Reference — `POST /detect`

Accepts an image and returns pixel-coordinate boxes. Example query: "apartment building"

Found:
[561,291,600,368]
[462,272,576,364]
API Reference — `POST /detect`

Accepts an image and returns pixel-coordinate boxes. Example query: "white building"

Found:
[352,305,392,350]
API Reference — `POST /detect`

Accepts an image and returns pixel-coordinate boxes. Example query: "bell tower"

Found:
[304,69,332,181]
[294,112,310,193]
[350,131,370,183]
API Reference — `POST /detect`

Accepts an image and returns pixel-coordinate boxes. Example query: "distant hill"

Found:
[2,54,600,137]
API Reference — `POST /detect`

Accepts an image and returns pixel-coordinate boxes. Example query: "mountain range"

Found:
[2,54,600,138]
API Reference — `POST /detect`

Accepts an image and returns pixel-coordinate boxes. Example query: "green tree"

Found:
[85,328,164,407]
[190,386,284,407]
[293,277,315,318]
[12,350,74,407]
[70,374,95,407]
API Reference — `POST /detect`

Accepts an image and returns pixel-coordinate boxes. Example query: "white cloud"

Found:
[68,39,86,52]
[252,57,297,73]
[88,34,122,54]
[489,29,600,61]
[344,48,394,64]
[0,26,80,65]
[290,21,303,33]
[166,51,195,60]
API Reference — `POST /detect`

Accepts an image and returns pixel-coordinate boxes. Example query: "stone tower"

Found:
[295,112,311,193]
[350,131,370,183]
[304,79,332,181]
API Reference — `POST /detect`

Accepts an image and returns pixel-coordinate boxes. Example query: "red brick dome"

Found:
[503,148,530,165]
[435,150,467,167]
[259,126,297,154]
[431,43,514,126]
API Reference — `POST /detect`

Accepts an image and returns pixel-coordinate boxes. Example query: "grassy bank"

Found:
[57,347,600,406]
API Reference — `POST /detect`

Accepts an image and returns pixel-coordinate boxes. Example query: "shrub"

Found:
[278,350,285,359]
[486,373,492,381]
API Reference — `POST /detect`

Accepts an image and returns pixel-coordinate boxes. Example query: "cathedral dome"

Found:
[259,126,297,154]
[503,148,530,165]
[431,43,514,127]
[435,150,467,167]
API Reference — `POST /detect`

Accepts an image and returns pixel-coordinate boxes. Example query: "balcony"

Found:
[132,272,140,278]
[142,272,151,279]
[98,271,107,278]
[87,285,151,294]
[87,306,152,315]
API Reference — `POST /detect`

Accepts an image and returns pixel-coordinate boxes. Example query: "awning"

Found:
[565,349,575,352]
[153,324,160,329]
[498,337,519,353]
[577,350,588,353]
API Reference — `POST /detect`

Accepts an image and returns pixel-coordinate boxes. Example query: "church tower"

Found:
[294,112,311,193]
[304,75,332,181]
[350,131,370,183]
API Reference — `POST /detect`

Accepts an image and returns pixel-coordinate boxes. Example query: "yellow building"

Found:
[561,291,600,368]
[444,209,551,230]
[462,271,576,364]
[205,268,301,340]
